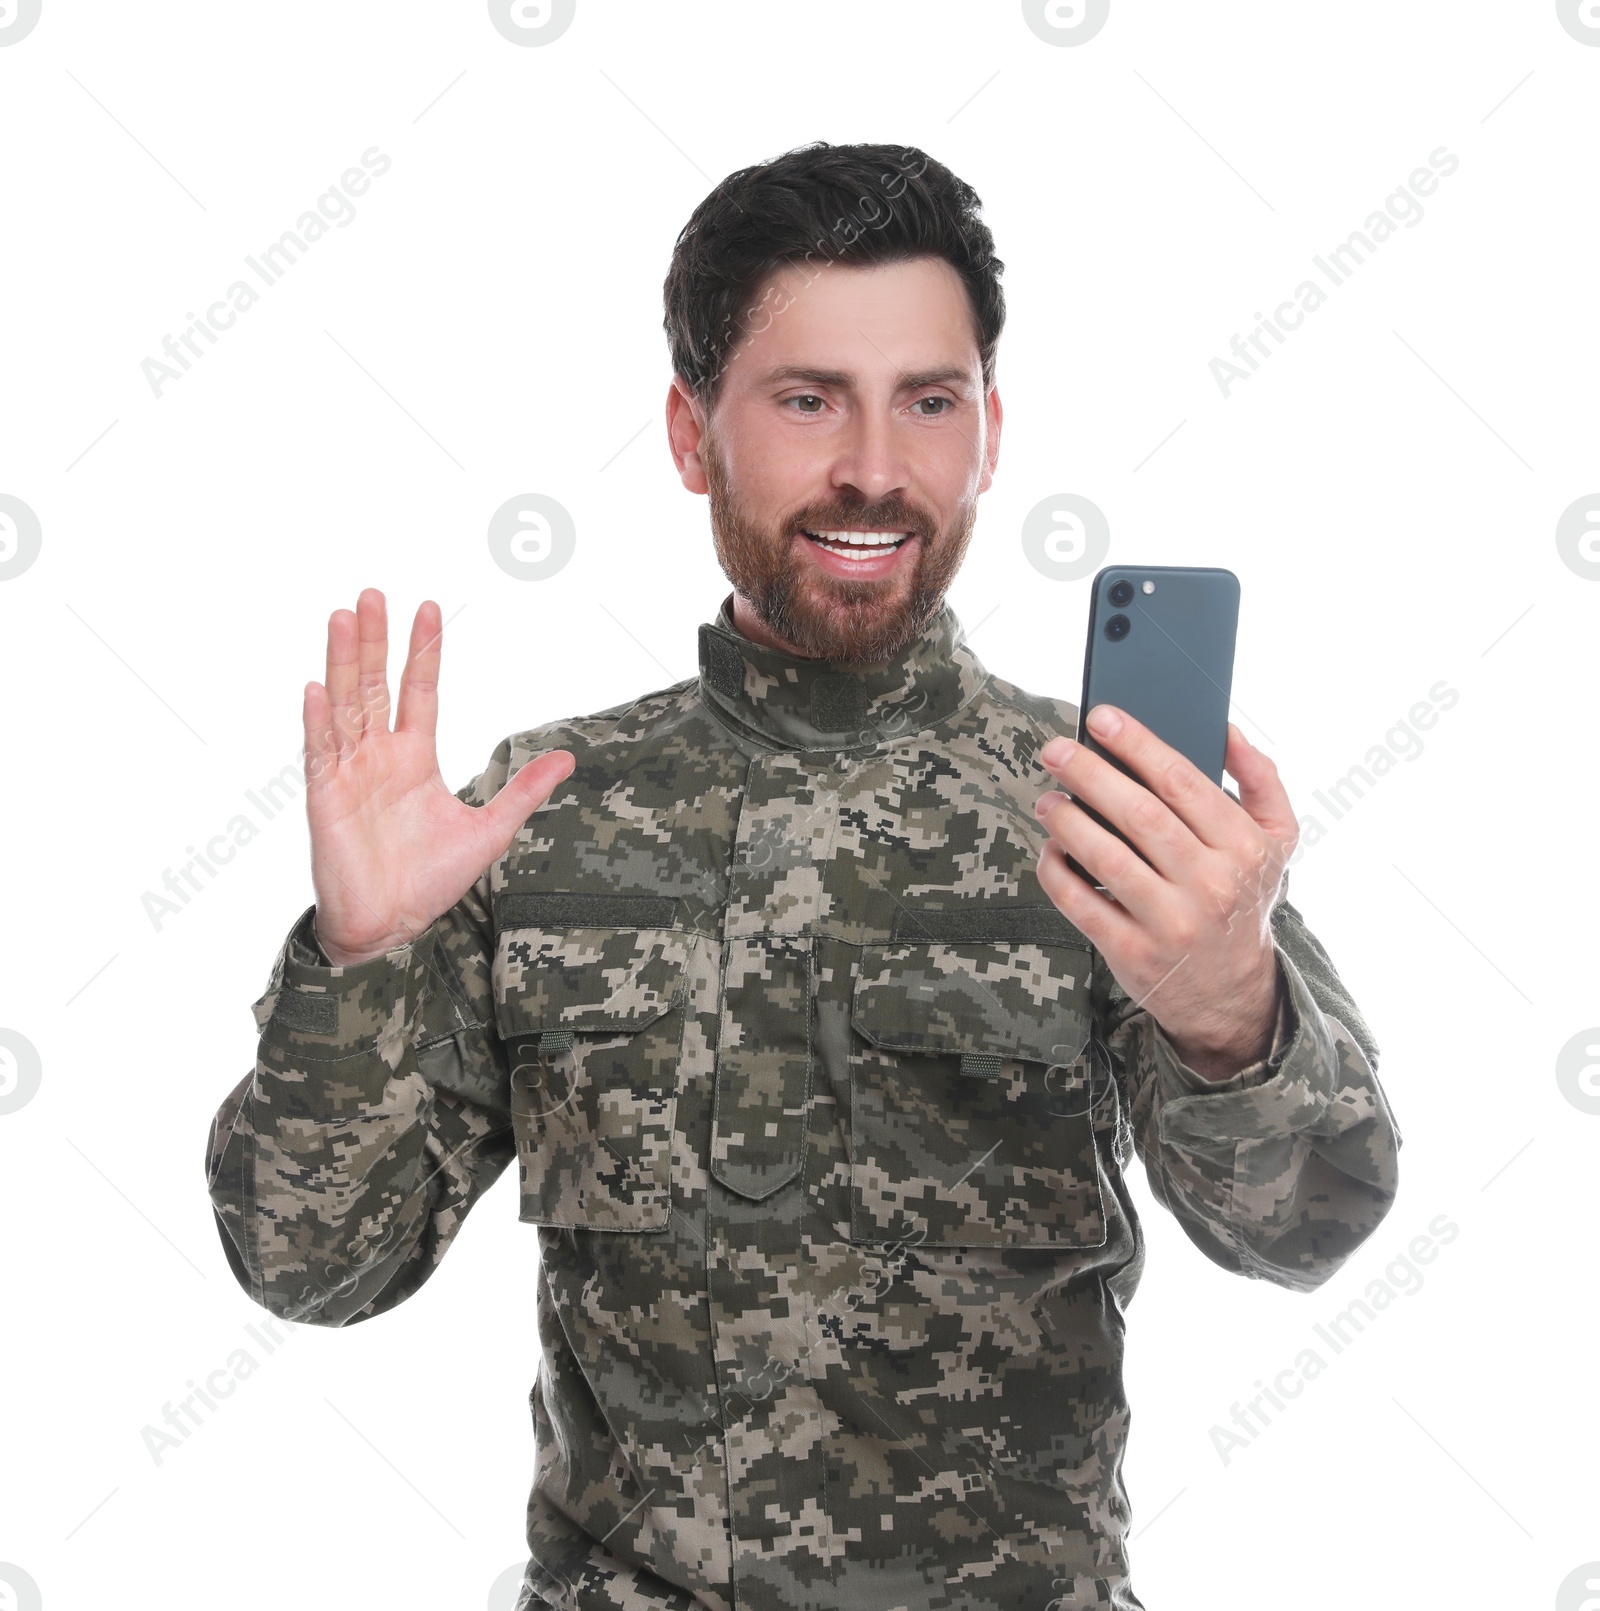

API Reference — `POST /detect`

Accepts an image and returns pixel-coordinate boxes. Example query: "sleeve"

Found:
[203,744,517,1327]
[1090,875,1403,1294]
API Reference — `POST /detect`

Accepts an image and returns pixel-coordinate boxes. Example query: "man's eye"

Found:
[914,396,952,416]
[787,394,825,414]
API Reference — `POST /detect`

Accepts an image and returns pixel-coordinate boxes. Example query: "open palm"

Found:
[303,589,573,965]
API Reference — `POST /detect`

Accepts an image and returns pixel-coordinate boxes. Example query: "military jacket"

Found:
[206,593,1402,1611]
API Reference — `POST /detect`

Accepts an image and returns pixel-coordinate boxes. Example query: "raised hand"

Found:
[302,589,574,966]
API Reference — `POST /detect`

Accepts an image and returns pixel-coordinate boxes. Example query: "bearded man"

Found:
[206,140,1400,1611]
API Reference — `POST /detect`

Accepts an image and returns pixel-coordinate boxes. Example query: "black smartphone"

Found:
[1063,565,1240,889]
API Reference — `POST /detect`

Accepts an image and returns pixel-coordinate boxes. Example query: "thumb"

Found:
[480,748,576,848]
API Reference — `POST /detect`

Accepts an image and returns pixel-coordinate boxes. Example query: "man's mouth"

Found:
[800,528,916,557]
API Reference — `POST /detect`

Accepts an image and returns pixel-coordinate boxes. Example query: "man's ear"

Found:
[666,375,709,494]
[977,382,1003,496]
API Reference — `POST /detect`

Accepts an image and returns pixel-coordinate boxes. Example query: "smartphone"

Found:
[1063,565,1240,889]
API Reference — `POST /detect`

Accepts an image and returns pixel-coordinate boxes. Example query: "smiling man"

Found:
[685,250,986,667]
[206,142,1401,1611]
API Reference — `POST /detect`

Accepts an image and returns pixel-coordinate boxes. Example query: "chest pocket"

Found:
[492,919,691,1232]
[848,938,1107,1250]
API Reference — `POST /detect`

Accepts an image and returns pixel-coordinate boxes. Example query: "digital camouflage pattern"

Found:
[206,594,1402,1610]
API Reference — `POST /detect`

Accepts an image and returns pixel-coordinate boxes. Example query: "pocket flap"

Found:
[491,922,692,1233]
[493,925,692,1038]
[847,940,1105,1250]
[852,940,1093,1069]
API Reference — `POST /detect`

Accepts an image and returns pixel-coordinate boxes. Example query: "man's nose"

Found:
[828,407,913,508]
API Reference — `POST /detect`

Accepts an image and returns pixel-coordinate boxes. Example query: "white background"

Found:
[1,2,1596,1608]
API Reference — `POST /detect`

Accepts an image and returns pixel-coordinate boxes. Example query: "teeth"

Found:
[805,530,909,547]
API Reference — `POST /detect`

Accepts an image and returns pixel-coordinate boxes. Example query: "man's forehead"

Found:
[735,256,982,386]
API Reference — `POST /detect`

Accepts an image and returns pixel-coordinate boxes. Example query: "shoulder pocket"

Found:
[492,922,691,1232]
[849,940,1106,1250]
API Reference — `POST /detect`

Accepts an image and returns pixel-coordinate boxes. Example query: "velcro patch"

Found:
[270,990,338,1036]
[891,904,1092,947]
[701,628,747,699]
[497,892,680,929]
[811,672,867,733]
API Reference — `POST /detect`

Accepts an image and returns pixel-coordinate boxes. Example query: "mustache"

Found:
[789,499,935,538]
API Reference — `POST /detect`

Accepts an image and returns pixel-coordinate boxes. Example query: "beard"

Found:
[701,430,978,667]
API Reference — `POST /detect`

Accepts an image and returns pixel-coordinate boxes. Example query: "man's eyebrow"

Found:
[757,364,975,392]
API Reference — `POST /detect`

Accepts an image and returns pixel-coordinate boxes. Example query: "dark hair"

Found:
[663,140,1005,409]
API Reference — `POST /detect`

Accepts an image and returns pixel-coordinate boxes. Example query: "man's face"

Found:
[669,255,1001,666]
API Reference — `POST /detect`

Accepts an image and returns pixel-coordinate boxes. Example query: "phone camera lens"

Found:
[1108,580,1134,607]
[1105,613,1130,641]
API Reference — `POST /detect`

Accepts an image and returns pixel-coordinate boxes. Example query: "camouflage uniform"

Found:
[206,593,1402,1610]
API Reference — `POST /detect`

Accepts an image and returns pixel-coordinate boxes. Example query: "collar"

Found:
[696,591,989,751]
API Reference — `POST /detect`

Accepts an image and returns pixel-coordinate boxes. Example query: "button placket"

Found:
[704,754,841,1597]
[710,934,813,1199]
[709,755,837,1202]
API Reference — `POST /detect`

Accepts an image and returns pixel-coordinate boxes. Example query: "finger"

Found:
[1040,729,1203,881]
[1034,835,1141,956]
[480,750,576,852]
[395,599,443,738]
[1034,792,1166,924]
[355,587,390,736]
[1224,724,1298,852]
[303,681,337,788]
[1082,705,1242,852]
[325,607,360,756]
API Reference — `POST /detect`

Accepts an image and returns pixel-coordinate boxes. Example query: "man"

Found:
[206,141,1401,1610]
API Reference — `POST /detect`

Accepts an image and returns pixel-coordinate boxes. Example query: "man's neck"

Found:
[729,591,820,658]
